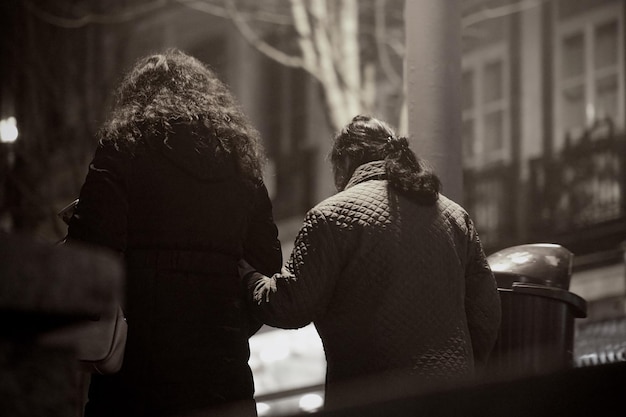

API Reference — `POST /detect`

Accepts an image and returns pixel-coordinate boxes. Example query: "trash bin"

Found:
[486,243,587,378]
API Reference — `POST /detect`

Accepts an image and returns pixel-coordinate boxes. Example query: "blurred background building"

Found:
[1,0,625,415]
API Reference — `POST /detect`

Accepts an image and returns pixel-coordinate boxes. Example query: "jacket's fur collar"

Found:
[345,160,386,190]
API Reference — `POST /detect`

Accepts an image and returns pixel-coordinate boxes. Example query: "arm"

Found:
[242,181,282,276]
[66,141,130,253]
[246,208,343,329]
[464,218,502,368]
[240,181,282,336]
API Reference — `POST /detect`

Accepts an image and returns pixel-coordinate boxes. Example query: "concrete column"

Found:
[405,0,463,202]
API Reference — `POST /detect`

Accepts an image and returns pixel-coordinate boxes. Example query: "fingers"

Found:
[265,284,271,303]
[254,279,268,304]
[273,269,296,283]
[251,273,289,305]
[252,276,276,305]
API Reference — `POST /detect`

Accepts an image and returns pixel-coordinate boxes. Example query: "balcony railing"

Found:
[465,121,626,260]
[528,127,626,257]
[463,162,517,254]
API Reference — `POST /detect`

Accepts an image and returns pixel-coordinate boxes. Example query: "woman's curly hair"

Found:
[98,48,264,182]
[330,115,441,205]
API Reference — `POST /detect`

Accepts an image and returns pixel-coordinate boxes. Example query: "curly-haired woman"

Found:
[67,49,282,417]
[244,115,501,411]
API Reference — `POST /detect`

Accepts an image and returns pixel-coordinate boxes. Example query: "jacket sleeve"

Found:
[248,208,342,329]
[241,181,282,336]
[464,217,501,368]
[66,141,130,253]
[242,181,282,276]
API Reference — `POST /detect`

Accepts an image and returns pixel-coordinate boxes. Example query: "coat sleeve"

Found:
[242,181,282,276]
[240,181,282,336]
[248,208,342,329]
[66,142,130,253]
[464,217,501,368]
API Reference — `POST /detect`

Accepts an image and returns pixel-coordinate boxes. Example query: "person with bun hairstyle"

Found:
[242,115,501,410]
[67,49,281,417]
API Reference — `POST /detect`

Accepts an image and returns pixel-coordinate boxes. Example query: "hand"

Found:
[252,267,297,304]
[277,266,296,281]
[253,272,277,304]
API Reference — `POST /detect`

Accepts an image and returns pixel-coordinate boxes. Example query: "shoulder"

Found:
[437,194,469,218]
[86,140,135,180]
[436,194,476,236]
[307,180,388,225]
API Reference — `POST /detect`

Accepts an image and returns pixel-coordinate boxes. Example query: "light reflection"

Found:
[299,393,324,413]
[249,324,325,397]
[0,117,18,143]
[256,401,270,416]
[508,251,532,264]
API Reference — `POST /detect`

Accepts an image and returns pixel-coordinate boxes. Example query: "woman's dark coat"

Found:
[68,127,282,417]
[249,160,501,410]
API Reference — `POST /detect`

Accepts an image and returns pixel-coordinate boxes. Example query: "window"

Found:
[555,4,625,148]
[462,44,510,167]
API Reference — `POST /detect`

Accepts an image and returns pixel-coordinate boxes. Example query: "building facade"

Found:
[460,0,626,366]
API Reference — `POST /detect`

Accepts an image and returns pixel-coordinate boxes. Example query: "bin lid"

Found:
[500,283,587,318]
[487,243,573,290]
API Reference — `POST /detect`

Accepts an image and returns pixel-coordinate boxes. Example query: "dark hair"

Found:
[330,115,441,204]
[98,48,264,183]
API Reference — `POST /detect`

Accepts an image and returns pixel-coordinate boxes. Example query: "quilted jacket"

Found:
[249,160,501,409]
[67,125,282,417]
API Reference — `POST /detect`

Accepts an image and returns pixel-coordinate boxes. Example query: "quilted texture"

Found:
[250,160,501,409]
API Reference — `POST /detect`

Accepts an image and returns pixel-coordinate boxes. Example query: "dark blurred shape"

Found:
[58,199,79,227]
[486,244,587,378]
[0,232,123,417]
[286,361,626,417]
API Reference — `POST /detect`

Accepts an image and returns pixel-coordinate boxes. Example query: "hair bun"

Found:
[385,136,409,153]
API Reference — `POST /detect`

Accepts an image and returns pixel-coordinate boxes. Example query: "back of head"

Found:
[330,115,440,205]
[99,48,264,183]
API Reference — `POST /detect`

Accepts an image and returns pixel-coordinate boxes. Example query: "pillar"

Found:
[405,0,463,202]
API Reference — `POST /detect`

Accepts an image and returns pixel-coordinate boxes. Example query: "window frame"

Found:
[553,2,625,150]
[461,43,511,169]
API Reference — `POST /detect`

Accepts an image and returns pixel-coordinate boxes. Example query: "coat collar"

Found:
[345,160,386,190]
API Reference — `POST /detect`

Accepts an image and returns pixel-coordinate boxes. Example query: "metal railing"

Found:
[465,123,626,258]
[529,130,626,236]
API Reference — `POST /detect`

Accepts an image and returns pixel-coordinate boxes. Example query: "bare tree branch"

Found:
[387,38,405,57]
[23,0,169,29]
[309,0,352,128]
[462,0,548,29]
[176,0,294,25]
[375,0,402,87]
[225,0,304,69]
[289,0,320,76]
[175,0,230,18]
[23,0,413,132]
[23,0,294,29]
[337,0,361,114]
[362,62,377,114]
[246,7,294,26]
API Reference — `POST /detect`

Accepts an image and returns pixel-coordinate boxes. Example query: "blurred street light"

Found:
[0,117,18,143]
